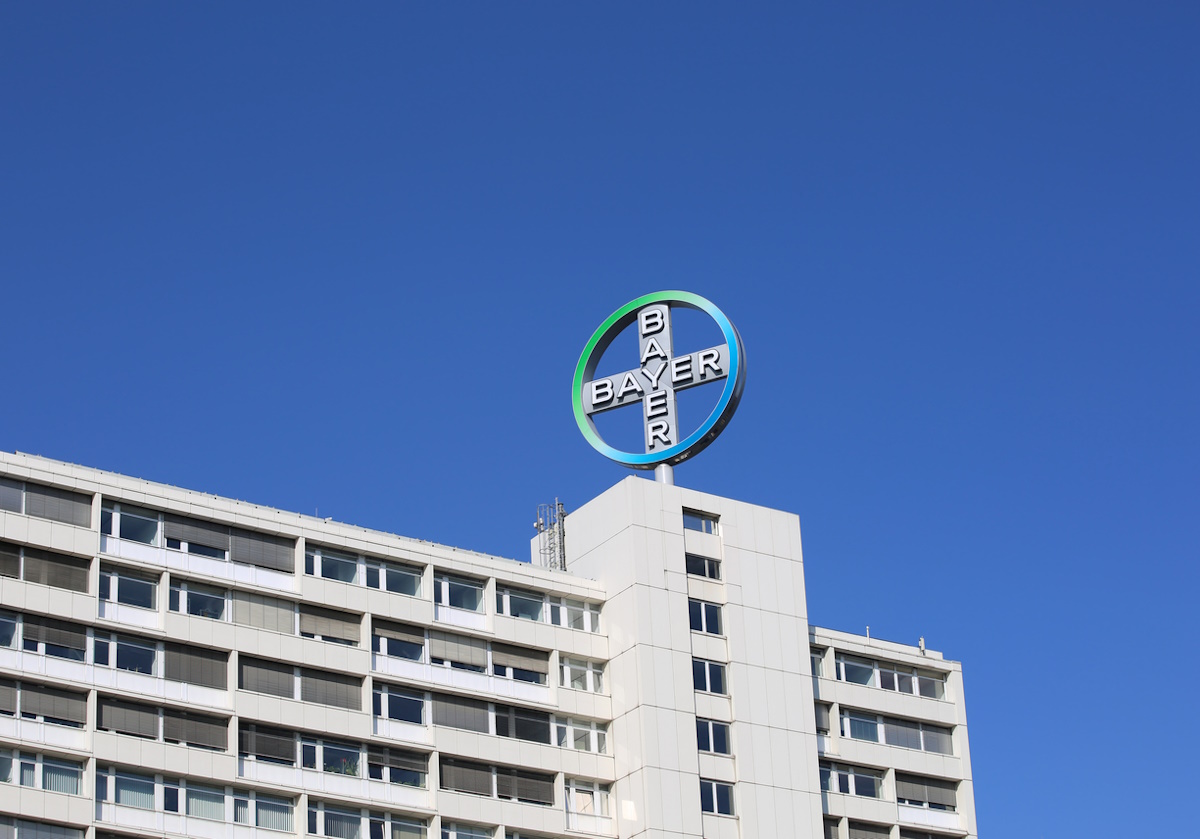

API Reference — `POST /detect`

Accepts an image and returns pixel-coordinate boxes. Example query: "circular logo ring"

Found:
[572,291,746,469]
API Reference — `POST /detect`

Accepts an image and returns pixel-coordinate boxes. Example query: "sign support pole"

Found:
[655,464,675,485]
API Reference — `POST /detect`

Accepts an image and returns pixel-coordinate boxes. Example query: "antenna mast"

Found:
[535,499,567,571]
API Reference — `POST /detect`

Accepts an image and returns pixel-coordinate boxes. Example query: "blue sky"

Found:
[2,4,1197,835]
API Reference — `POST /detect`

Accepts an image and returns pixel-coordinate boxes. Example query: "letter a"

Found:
[616,372,645,400]
[640,336,667,364]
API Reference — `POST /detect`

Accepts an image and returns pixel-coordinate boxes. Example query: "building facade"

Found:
[0,451,975,839]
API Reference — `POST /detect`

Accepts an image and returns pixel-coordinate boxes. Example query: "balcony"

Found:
[567,812,614,835]
[97,599,160,630]
[372,717,432,745]
[0,714,88,752]
[898,803,963,833]
[100,535,294,593]
[433,603,487,631]
[372,654,551,706]
[237,758,432,810]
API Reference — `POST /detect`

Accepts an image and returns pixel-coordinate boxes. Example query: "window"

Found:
[495,704,552,744]
[2,754,82,794]
[895,773,958,811]
[819,761,882,799]
[373,685,425,725]
[299,604,361,646]
[113,771,156,809]
[94,634,157,675]
[306,546,359,584]
[300,739,361,776]
[496,586,545,622]
[239,724,298,766]
[696,718,730,754]
[434,573,484,612]
[683,510,718,534]
[367,746,427,788]
[99,564,157,609]
[187,784,226,820]
[429,629,487,673]
[810,648,825,678]
[839,709,953,755]
[372,620,425,661]
[365,559,422,597]
[443,824,491,839]
[836,654,875,686]
[492,642,550,685]
[565,778,610,818]
[548,597,602,633]
[16,481,92,527]
[169,580,227,620]
[815,703,831,737]
[16,682,87,727]
[22,615,87,661]
[685,553,721,579]
[0,541,90,593]
[309,804,362,839]
[699,779,734,815]
[0,611,16,648]
[555,717,607,753]
[102,502,160,546]
[835,653,948,700]
[256,795,295,832]
[373,815,425,839]
[692,658,726,694]
[560,657,604,693]
[688,598,723,635]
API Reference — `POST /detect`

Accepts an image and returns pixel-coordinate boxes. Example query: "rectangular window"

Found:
[696,718,730,754]
[810,648,824,678]
[683,510,718,535]
[699,779,734,815]
[844,710,878,743]
[100,564,158,609]
[565,778,610,817]
[239,723,297,765]
[819,761,882,799]
[374,685,425,725]
[18,546,90,593]
[307,547,359,584]
[554,718,607,753]
[494,705,551,744]
[685,553,721,579]
[114,772,156,809]
[41,759,82,794]
[837,655,875,686]
[367,745,427,788]
[560,658,604,693]
[491,642,549,685]
[365,560,422,597]
[434,573,485,612]
[186,784,226,820]
[688,598,723,635]
[257,796,294,831]
[171,581,227,620]
[373,620,425,661]
[114,636,157,674]
[548,598,602,633]
[25,483,91,527]
[896,773,958,811]
[497,587,545,622]
[692,658,726,695]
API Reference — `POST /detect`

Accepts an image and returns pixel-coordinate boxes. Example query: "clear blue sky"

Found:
[2,4,1197,835]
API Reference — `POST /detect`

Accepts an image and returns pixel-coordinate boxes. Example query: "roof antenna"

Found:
[865,625,870,641]
[919,636,926,655]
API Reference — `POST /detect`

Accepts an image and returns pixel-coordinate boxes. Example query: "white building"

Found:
[0,451,975,839]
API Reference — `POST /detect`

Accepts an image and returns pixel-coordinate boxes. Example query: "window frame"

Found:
[684,553,721,580]
[699,778,735,815]
[696,717,731,754]
[688,598,723,635]
[692,658,727,695]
